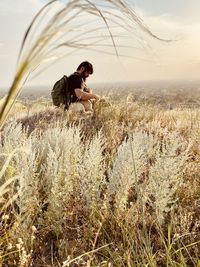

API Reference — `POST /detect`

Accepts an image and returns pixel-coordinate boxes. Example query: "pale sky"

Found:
[1,0,200,87]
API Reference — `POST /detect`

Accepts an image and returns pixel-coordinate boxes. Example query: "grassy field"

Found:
[0,89,200,266]
[1,0,200,265]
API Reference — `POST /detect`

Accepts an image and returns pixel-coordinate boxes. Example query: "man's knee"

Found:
[69,102,85,113]
[80,100,93,111]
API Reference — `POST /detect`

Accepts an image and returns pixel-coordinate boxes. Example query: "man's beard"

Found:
[81,71,87,81]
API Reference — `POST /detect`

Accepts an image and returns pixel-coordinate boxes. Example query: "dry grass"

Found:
[0,95,200,266]
[1,0,198,266]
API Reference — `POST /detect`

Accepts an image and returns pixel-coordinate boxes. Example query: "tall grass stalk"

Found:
[0,0,169,128]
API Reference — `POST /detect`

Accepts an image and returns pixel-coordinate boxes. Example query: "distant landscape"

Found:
[0,81,200,109]
[2,79,200,108]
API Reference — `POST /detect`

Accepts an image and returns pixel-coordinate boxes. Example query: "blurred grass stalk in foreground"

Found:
[0,0,170,129]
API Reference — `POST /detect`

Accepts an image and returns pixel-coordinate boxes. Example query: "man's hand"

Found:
[75,88,100,101]
[93,94,100,101]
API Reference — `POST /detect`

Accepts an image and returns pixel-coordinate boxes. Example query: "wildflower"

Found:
[17,238,24,244]
[16,243,21,250]
[2,214,9,220]
[7,243,13,250]
[31,225,37,233]
[31,235,36,241]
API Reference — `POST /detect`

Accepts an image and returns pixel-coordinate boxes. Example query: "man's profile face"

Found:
[82,69,91,81]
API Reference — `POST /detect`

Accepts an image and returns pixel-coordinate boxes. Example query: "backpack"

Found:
[51,75,71,109]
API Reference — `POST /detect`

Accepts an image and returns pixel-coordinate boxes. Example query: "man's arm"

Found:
[84,84,92,93]
[75,88,99,101]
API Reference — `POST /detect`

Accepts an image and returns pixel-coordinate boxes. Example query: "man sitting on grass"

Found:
[68,61,100,114]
